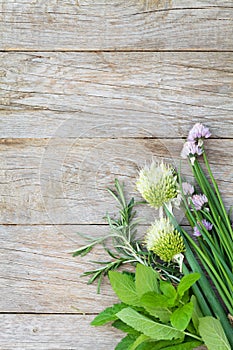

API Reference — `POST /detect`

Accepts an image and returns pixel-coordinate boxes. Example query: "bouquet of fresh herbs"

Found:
[73,123,233,350]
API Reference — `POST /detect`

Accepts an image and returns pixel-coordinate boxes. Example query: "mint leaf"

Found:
[140,291,174,308]
[190,295,202,332]
[199,316,231,350]
[112,320,139,335]
[136,341,160,350]
[135,264,160,297]
[116,307,183,341]
[136,337,185,350]
[160,340,202,349]
[140,292,171,307]
[159,280,177,307]
[160,280,176,299]
[91,303,127,326]
[115,334,138,350]
[146,306,171,323]
[140,292,171,322]
[170,302,194,331]
[180,290,190,304]
[129,334,150,350]
[177,273,200,298]
[109,271,140,307]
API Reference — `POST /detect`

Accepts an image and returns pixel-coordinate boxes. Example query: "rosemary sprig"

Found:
[73,179,181,292]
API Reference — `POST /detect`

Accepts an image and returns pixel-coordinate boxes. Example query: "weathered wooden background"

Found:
[0,1,233,349]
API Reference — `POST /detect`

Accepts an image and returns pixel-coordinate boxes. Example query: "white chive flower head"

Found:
[136,161,180,209]
[145,217,185,263]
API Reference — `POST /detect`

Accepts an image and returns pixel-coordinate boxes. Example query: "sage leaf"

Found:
[109,271,141,306]
[91,303,127,326]
[135,264,160,297]
[170,302,194,331]
[199,316,231,350]
[116,307,183,340]
[177,273,200,298]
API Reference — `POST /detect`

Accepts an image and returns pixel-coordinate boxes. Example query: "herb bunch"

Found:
[91,264,231,350]
[73,179,181,293]
[73,123,233,349]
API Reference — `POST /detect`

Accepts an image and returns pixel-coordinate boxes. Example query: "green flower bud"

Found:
[136,162,180,209]
[145,217,185,262]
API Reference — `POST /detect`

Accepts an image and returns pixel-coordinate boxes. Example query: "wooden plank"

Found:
[0,2,233,50]
[0,313,207,349]
[0,138,233,225]
[0,225,121,313]
[0,52,233,139]
[0,314,122,350]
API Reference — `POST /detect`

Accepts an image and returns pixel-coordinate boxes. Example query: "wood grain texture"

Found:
[0,52,233,139]
[0,314,122,349]
[0,138,233,225]
[1,1,232,347]
[0,1,233,50]
[0,313,206,350]
[0,225,121,313]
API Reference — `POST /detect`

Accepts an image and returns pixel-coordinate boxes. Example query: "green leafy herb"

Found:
[109,271,141,307]
[91,303,127,326]
[135,337,185,350]
[170,302,194,331]
[91,265,207,349]
[112,319,139,335]
[140,293,171,322]
[190,295,203,332]
[157,340,202,349]
[115,334,138,350]
[135,263,160,297]
[159,280,176,300]
[129,334,150,350]
[116,307,183,341]
[198,316,231,350]
[177,273,200,298]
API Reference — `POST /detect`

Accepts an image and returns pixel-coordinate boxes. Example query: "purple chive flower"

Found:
[191,194,208,211]
[188,123,211,142]
[193,226,201,237]
[182,182,194,196]
[193,219,213,237]
[181,141,203,164]
[202,219,213,231]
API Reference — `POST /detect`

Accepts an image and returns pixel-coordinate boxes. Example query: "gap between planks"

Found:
[1,50,233,53]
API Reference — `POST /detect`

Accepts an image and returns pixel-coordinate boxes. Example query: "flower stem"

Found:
[202,151,233,240]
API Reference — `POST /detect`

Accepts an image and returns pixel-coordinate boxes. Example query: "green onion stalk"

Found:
[164,204,233,348]
[178,123,233,347]
[184,155,233,313]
